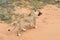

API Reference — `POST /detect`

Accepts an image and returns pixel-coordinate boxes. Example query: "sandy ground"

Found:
[0,5,60,40]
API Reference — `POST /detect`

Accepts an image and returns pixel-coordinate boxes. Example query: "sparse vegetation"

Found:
[0,0,60,36]
[0,0,60,24]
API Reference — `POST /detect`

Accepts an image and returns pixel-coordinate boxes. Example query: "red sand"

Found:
[0,5,60,40]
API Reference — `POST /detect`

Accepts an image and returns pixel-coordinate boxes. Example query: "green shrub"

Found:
[0,11,12,23]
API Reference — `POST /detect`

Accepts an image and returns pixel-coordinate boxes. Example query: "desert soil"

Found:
[0,5,60,40]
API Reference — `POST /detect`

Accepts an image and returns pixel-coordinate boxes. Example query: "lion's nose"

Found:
[38,12,42,16]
